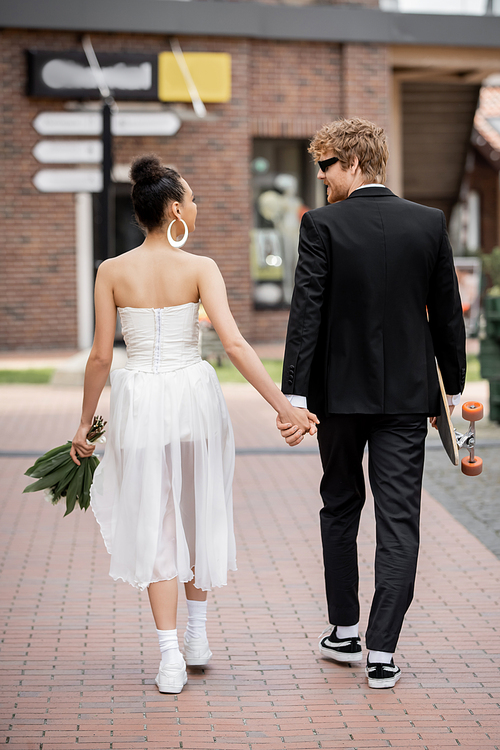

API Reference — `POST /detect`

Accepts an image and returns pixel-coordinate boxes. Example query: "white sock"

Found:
[369,650,393,665]
[156,628,182,665]
[336,623,359,639]
[185,599,207,643]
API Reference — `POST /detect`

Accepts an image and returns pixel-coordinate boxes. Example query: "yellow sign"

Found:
[158,52,231,103]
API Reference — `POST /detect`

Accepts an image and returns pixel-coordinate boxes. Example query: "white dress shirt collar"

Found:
[353,184,386,190]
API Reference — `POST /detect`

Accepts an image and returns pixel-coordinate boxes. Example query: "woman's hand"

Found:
[70,424,96,466]
[276,407,319,447]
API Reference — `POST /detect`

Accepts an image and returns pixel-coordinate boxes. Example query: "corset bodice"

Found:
[118,302,201,373]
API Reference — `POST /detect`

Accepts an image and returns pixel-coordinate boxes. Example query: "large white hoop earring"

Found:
[167,219,189,248]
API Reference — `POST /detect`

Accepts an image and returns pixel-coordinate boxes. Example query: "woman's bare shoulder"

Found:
[190,253,219,272]
[97,248,142,273]
[112,246,144,262]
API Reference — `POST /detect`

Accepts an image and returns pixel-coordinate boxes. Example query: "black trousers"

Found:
[317,413,427,653]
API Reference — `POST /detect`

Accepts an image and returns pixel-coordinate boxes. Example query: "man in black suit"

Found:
[278,118,466,689]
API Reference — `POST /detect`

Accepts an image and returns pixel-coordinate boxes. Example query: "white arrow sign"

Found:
[111,111,181,136]
[33,112,101,136]
[32,110,181,137]
[33,140,103,164]
[33,169,103,193]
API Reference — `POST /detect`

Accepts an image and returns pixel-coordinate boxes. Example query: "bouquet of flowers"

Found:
[23,416,107,517]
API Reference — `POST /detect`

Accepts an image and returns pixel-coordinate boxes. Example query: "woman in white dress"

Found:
[70,155,318,694]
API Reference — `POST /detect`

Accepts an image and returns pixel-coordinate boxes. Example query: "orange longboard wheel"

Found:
[462,401,483,421]
[461,455,483,476]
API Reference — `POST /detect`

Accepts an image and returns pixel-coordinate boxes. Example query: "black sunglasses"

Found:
[318,156,339,172]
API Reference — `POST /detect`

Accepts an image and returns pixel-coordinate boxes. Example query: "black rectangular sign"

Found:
[27,50,158,100]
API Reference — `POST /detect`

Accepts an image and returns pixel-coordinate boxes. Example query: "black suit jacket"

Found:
[282,187,466,416]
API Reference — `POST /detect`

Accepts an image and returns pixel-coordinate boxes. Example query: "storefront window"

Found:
[250,139,323,309]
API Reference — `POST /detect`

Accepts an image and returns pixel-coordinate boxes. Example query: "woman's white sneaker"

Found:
[155,657,188,693]
[183,636,212,667]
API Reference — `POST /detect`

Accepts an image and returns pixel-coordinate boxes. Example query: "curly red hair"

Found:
[309,118,388,184]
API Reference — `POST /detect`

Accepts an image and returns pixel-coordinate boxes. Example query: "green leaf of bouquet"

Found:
[25,451,73,479]
[79,460,93,511]
[43,441,72,459]
[63,467,82,517]
[64,493,77,516]
[24,442,72,476]
[82,455,100,511]
[52,463,79,498]
[23,459,78,494]
[33,442,71,464]
[72,464,86,505]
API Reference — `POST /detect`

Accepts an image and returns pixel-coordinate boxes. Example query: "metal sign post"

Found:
[82,35,115,263]
[101,100,113,260]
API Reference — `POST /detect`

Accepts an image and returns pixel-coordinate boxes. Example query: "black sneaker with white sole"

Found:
[318,626,363,663]
[365,659,401,689]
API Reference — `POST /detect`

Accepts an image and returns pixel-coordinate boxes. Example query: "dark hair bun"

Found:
[130,154,186,232]
[130,154,166,185]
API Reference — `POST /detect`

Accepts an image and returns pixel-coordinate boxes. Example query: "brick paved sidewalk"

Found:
[1,384,499,750]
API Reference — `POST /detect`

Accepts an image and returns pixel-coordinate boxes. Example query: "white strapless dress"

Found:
[90,302,236,591]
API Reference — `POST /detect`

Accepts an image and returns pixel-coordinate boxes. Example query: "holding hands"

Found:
[276,406,319,447]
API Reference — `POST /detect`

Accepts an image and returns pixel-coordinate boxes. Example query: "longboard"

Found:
[435,363,483,475]
[436,366,459,466]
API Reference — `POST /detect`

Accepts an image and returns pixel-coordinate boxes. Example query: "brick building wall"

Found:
[0,18,391,350]
[0,30,80,350]
[469,150,499,255]
[342,44,391,135]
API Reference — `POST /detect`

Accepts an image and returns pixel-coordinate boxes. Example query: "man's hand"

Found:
[429,403,455,430]
[276,409,319,447]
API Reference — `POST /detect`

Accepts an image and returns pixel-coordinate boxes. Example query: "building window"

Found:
[93,184,144,340]
[93,184,143,265]
[250,138,323,310]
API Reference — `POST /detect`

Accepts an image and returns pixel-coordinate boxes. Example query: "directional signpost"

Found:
[31,111,182,195]
[31,41,182,262]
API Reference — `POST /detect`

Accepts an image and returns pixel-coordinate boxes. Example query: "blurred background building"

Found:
[1,0,500,350]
